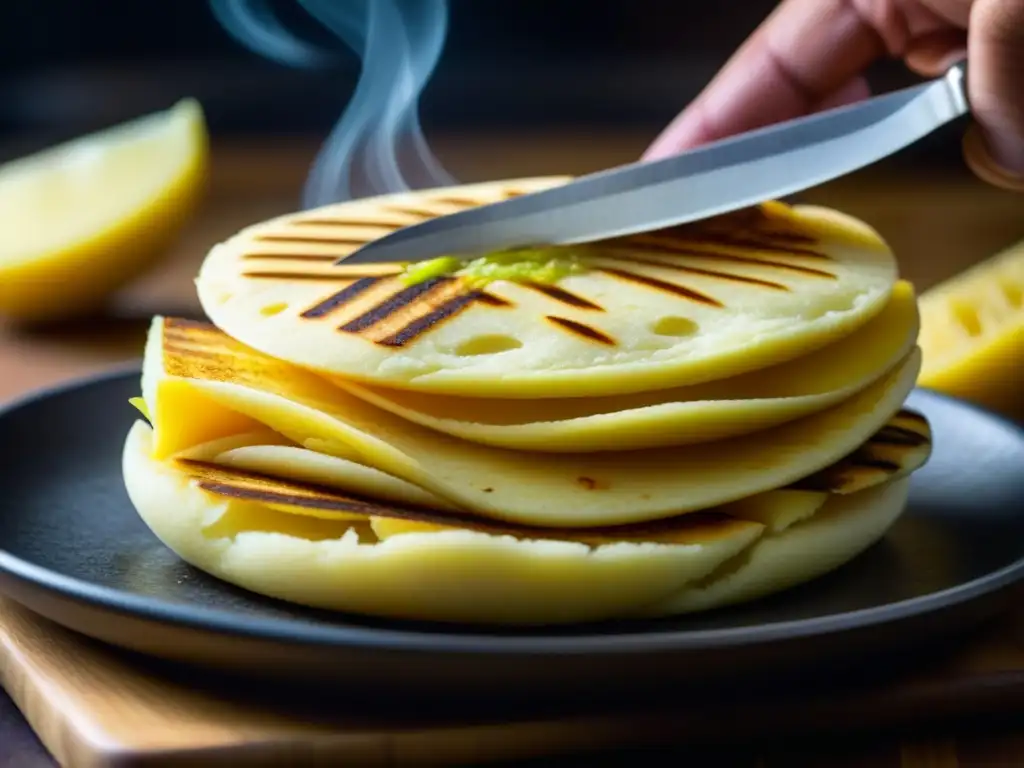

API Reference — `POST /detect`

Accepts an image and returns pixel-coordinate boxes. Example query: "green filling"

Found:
[401,248,590,288]
[128,396,151,422]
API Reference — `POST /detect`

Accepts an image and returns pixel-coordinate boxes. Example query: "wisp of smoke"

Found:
[210,0,457,207]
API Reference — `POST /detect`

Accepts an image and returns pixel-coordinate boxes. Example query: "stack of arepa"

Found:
[122,176,931,625]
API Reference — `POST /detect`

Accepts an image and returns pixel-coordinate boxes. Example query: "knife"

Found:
[339,61,969,266]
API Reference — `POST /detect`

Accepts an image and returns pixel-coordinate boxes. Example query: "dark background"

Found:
[0,0,960,166]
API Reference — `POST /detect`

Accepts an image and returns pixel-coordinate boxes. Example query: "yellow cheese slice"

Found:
[142,315,922,527]
[122,421,764,625]
[196,177,898,398]
[332,281,918,451]
[917,237,1024,421]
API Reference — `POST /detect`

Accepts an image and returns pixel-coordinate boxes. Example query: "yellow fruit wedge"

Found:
[917,238,1024,421]
[0,99,208,323]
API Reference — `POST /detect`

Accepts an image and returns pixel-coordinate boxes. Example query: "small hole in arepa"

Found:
[453,335,523,356]
[651,316,699,337]
[260,302,289,317]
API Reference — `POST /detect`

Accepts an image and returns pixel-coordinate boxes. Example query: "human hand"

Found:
[643,0,1024,191]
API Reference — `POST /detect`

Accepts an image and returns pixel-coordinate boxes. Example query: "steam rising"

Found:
[211,0,457,206]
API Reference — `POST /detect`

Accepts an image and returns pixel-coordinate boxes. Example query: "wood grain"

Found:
[0,135,1021,767]
[5,597,1024,767]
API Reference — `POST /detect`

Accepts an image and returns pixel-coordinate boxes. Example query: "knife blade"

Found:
[339,61,969,266]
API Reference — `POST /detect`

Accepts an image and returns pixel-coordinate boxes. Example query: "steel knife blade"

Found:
[339,61,969,266]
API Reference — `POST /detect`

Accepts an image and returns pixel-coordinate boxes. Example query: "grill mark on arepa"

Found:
[197,479,390,516]
[894,410,928,425]
[179,459,754,543]
[386,206,439,219]
[600,267,722,306]
[253,234,376,246]
[546,316,616,345]
[756,229,817,245]
[788,410,931,493]
[242,271,383,282]
[433,196,483,207]
[607,254,789,291]
[334,281,512,347]
[301,277,386,319]
[475,292,514,307]
[377,291,481,347]
[164,317,217,332]
[338,277,454,333]
[289,218,408,229]
[666,233,827,259]
[523,282,604,310]
[242,253,338,262]
[624,241,836,279]
[869,425,930,447]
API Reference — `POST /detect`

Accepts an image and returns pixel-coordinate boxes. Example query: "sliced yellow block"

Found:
[0,99,208,322]
[918,239,1024,420]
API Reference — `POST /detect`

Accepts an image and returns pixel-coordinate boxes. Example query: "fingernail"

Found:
[962,123,1024,192]
[936,48,968,75]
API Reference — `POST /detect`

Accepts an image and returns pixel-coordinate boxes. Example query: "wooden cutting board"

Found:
[4,597,1024,767]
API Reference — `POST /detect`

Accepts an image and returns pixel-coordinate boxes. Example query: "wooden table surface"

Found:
[0,132,1022,767]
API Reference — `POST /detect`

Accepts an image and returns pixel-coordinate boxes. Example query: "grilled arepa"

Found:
[195,178,898,398]
[123,182,933,624]
[140,316,921,527]
[331,281,919,451]
[122,403,928,624]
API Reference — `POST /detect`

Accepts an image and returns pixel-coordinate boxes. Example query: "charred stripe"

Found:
[290,218,407,229]
[242,253,337,262]
[475,292,514,307]
[301,277,386,319]
[196,480,387,516]
[546,315,616,345]
[243,271,371,281]
[339,277,454,333]
[523,282,604,310]
[377,291,481,347]
[608,254,789,291]
[600,267,722,306]
[254,235,374,246]
[387,206,439,219]
[164,317,217,332]
[868,425,930,447]
[697,235,826,259]
[181,460,744,542]
[626,241,836,279]
[893,410,928,425]
[653,228,826,258]
[432,196,484,207]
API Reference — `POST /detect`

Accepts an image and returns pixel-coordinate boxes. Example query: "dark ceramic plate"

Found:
[0,369,1022,701]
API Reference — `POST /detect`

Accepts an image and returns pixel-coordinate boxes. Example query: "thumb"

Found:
[962,0,1024,188]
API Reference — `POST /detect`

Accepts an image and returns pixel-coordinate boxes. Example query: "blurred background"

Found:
[0,0,963,163]
[0,0,1018,335]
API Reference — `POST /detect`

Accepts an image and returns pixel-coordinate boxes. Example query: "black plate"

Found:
[0,369,1023,701]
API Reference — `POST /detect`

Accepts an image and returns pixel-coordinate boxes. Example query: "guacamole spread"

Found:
[401,248,590,288]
